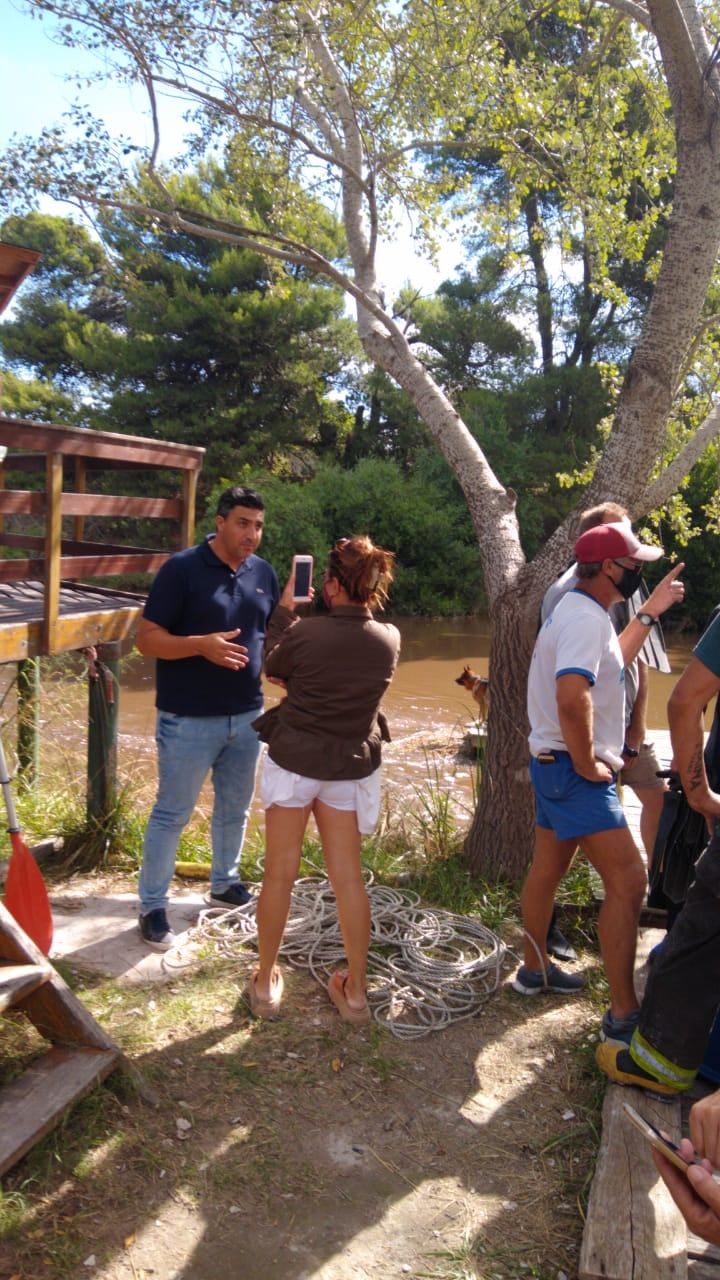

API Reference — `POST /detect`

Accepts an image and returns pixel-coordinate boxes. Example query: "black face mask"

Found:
[610,563,644,600]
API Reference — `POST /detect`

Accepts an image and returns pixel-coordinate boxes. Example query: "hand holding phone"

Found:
[623,1102,700,1174]
[291,554,313,603]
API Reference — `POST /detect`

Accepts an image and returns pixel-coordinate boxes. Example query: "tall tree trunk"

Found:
[463,581,538,880]
[360,318,568,883]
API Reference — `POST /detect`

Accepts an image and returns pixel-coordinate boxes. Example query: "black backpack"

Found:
[648,610,720,911]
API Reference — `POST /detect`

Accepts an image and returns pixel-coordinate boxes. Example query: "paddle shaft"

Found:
[0,735,20,835]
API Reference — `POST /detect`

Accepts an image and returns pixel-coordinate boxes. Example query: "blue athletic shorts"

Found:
[530,750,627,840]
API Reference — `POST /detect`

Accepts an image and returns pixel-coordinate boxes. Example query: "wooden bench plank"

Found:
[0,1045,121,1175]
[580,925,689,1278]
[580,1086,687,1278]
[0,963,50,1012]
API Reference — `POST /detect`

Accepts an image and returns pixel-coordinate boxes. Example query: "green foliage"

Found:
[206,456,485,615]
[3,0,720,637]
[391,261,619,552]
[0,172,358,498]
[656,451,720,628]
[417,5,675,491]
[0,211,115,393]
[343,367,435,473]
[0,367,77,423]
[53,785,146,875]
[403,259,534,392]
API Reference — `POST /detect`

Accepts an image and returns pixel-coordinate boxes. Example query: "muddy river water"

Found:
[2,616,699,846]
[117,615,695,741]
[108,617,698,841]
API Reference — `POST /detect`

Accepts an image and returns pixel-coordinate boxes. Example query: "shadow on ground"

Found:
[0,879,603,1280]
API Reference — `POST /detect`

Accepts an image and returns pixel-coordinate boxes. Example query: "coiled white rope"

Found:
[176,874,506,1039]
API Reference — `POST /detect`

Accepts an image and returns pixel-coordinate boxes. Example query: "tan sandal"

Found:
[327,970,371,1025]
[246,967,284,1019]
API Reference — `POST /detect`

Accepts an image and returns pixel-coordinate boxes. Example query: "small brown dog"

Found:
[455,665,490,723]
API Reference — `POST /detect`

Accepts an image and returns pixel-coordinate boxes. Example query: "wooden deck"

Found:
[0,414,204,662]
[0,579,146,662]
[581,729,720,1278]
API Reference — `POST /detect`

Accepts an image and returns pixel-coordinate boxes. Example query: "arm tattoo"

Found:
[687,744,705,794]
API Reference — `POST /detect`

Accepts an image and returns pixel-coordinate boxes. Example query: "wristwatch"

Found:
[636,611,656,626]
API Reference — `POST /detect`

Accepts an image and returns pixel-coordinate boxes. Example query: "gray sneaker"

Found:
[600,1008,640,1046]
[139,908,176,951]
[512,962,585,996]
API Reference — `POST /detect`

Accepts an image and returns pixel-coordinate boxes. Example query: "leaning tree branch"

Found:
[595,0,652,32]
[642,400,720,510]
[299,5,377,271]
[69,190,410,343]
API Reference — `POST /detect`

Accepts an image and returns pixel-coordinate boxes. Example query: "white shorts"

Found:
[259,755,382,834]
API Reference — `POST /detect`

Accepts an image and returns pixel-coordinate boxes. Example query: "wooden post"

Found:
[0,441,5,556]
[43,452,63,656]
[180,468,198,549]
[87,642,120,825]
[16,658,40,787]
[72,457,86,545]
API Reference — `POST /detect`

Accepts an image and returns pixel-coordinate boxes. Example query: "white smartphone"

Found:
[623,1102,699,1174]
[291,554,313,602]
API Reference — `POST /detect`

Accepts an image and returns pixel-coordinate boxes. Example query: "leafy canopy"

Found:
[1,1,674,313]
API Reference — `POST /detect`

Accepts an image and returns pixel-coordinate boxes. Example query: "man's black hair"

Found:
[216,485,264,518]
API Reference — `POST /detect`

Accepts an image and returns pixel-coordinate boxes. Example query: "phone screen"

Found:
[292,557,313,599]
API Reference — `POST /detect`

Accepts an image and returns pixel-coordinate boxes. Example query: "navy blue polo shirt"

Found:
[143,537,280,716]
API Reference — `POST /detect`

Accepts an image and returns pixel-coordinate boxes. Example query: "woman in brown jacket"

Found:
[249,536,400,1023]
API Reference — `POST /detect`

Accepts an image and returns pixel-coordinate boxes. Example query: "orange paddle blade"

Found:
[5,831,53,956]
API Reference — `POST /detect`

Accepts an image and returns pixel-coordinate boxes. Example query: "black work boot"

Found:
[546,905,577,963]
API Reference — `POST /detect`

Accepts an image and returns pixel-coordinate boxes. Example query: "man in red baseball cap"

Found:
[513,523,684,1046]
[540,503,673,968]
[573,521,665,567]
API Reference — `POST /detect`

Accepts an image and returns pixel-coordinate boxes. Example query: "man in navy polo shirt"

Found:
[136,485,280,950]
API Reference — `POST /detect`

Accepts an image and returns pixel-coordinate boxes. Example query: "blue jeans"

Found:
[138,710,261,914]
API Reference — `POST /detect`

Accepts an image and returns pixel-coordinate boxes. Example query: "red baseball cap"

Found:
[574,521,663,565]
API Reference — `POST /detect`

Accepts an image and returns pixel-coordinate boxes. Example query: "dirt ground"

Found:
[0,873,622,1280]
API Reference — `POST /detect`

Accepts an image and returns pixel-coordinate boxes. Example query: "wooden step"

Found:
[0,1044,122,1176]
[0,962,51,1013]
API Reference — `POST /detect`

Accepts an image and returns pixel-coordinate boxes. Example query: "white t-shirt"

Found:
[528,589,625,771]
[541,563,638,731]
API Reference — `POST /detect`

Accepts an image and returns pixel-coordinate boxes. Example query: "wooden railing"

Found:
[0,416,205,654]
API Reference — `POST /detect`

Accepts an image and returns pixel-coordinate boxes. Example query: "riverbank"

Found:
[0,714,682,1279]
[1,863,605,1280]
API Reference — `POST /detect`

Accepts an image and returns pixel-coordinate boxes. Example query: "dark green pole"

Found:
[87,642,121,824]
[17,657,40,788]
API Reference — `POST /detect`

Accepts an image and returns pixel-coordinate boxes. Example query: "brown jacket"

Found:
[252,604,401,780]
